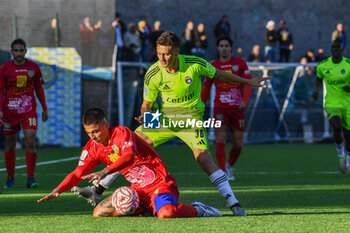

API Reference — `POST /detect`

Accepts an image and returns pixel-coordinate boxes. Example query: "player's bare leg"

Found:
[3,133,18,188]
[192,148,246,216]
[329,116,347,173]
[23,129,39,188]
[93,195,120,217]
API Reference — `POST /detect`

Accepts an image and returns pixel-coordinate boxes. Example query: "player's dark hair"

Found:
[156,31,180,49]
[82,108,107,125]
[11,38,26,50]
[216,35,233,47]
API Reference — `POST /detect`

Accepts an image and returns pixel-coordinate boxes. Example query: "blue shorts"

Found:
[154,193,178,216]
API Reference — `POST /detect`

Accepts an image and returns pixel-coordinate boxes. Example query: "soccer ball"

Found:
[112,186,140,215]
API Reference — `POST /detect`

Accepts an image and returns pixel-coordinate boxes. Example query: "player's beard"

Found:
[14,55,25,64]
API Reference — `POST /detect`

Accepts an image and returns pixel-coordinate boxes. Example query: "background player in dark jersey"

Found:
[313,39,350,174]
[0,39,48,189]
[201,36,252,181]
[38,108,222,218]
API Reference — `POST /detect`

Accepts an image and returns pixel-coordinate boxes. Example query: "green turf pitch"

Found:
[1,144,350,232]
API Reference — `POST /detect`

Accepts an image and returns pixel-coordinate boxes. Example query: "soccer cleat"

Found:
[71,186,101,206]
[225,163,235,181]
[191,201,222,217]
[26,178,39,188]
[4,177,14,189]
[230,203,247,216]
[339,158,347,174]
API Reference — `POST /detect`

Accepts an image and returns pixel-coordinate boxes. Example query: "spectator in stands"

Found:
[112,13,126,61]
[47,17,60,47]
[277,19,293,62]
[236,47,245,59]
[300,56,314,76]
[264,20,278,63]
[181,21,196,55]
[315,48,327,62]
[305,49,316,63]
[138,19,152,62]
[94,20,111,66]
[247,44,264,63]
[123,23,141,61]
[80,17,96,65]
[214,15,231,39]
[332,23,346,53]
[149,20,164,62]
[192,23,208,58]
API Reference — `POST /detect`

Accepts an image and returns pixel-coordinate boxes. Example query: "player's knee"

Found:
[92,205,103,217]
[157,204,176,219]
[93,209,100,217]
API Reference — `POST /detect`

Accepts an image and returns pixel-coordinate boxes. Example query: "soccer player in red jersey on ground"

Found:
[0,39,48,189]
[201,36,252,181]
[38,108,221,218]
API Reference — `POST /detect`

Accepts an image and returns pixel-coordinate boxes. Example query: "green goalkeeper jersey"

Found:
[317,56,350,107]
[143,55,216,121]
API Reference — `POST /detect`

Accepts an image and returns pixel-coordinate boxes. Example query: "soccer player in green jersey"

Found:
[313,39,350,174]
[133,31,269,216]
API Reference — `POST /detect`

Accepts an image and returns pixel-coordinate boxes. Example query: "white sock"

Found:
[194,206,204,217]
[346,151,350,167]
[209,169,238,207]
[336,142,345,159]
[98,172,120,189]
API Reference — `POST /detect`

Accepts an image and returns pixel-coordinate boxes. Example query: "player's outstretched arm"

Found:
[214,69,269,87]
[37,189,60,203]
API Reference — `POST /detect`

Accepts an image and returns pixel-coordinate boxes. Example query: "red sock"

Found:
[4,151,16,178]
[215,142,226,171]
[25,152,37,178]
[174,203,198,218]
[228,146,242,166]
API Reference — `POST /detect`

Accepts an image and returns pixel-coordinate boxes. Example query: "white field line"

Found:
[0,156,79,172]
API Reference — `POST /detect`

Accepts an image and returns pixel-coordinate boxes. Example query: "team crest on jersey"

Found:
[341,69,345,74]
[27,70,34,77]
[112,144,119,153]
[232,65,239,72]
[185,76,192,84]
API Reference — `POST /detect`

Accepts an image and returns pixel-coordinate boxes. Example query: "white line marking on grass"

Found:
[0,156,79,172]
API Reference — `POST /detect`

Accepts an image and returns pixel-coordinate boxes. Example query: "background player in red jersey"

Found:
[201,36,252,181]
[38,108,221,218]
[0,39,48,189]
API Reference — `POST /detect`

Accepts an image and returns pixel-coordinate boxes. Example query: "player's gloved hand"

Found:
[343,86,350,93]
[312,91,318,101]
